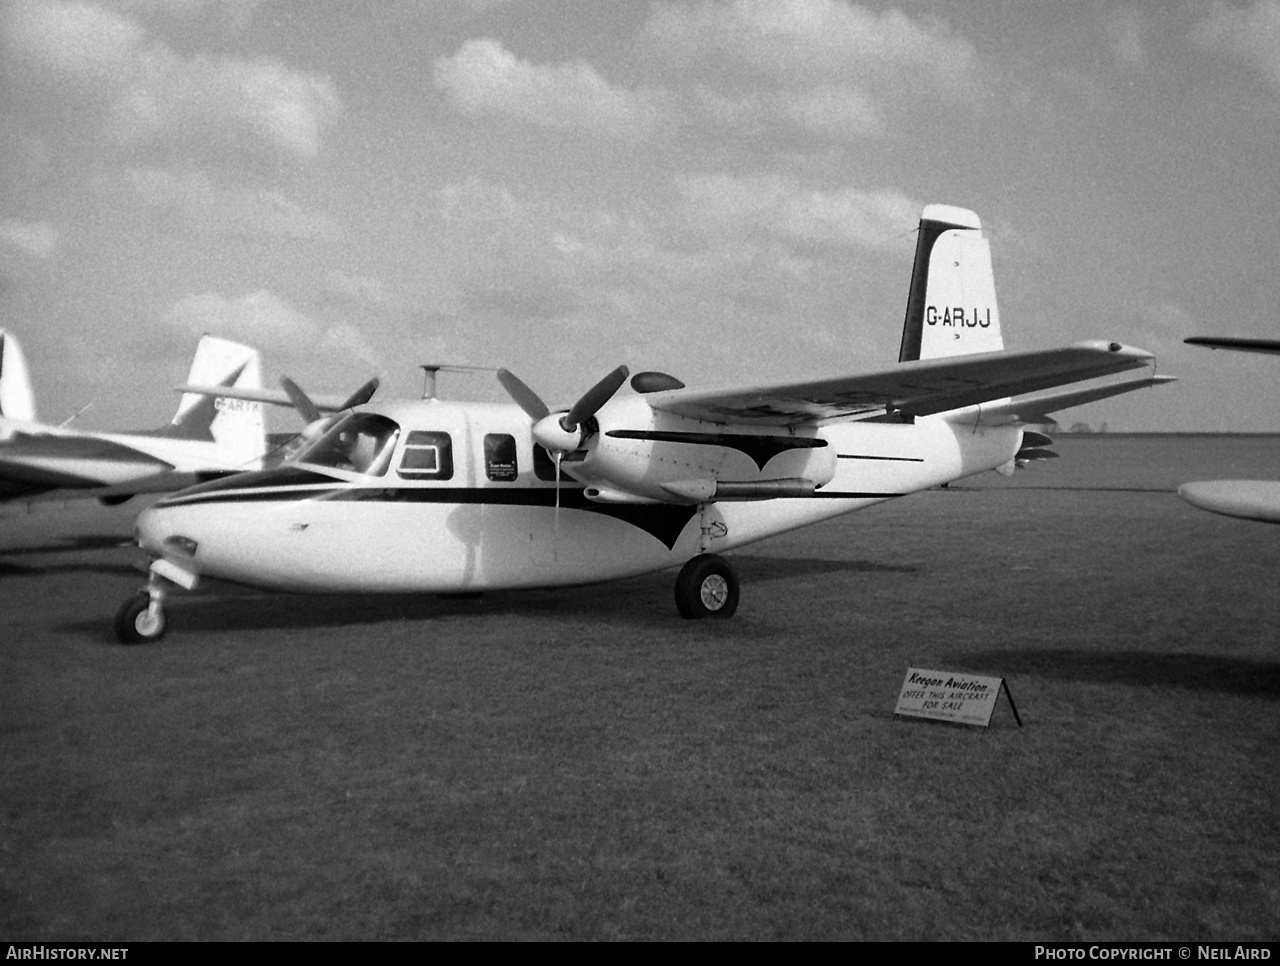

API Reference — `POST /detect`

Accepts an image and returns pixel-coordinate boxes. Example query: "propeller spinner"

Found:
[497,366,629,455]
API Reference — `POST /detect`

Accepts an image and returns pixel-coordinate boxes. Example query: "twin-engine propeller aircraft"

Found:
[116,205,1174,643]
[1179,336,1280,523]
[0,333,266,506]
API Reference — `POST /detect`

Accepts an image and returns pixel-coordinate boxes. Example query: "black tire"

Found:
[114,594,166,645]
[674,554,739,620]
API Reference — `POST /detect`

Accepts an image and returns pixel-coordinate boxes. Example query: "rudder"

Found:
[167,334,266,469]
[898,205,1004,362]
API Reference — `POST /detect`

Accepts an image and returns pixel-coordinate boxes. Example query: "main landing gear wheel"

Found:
[674,554,740,620]
[114,593,166,645]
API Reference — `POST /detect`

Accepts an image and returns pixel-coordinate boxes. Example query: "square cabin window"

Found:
[399,431,453,480]
[484,433,518,482]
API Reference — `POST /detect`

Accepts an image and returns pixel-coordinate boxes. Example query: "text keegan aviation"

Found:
[925,305,992,328]
[907,671,991,695]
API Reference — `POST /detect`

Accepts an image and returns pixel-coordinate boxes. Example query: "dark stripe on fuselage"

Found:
[837,453,925,463]
[157,478,701,550]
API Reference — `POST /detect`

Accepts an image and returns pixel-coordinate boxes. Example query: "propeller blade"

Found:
[497,369,550,421]
[563,365,629,431]
[280,376,322,424]
[338,376,380,411]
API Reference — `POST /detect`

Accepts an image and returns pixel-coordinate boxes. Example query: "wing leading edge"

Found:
[645,340,1158,426]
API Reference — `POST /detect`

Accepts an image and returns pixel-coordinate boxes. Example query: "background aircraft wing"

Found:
[1184,336,1280,356]
[0,429,175,495]
[645,341,1157,425]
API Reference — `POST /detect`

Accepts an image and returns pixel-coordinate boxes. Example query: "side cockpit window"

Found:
[296,414,400,477]
[399,430,454,480]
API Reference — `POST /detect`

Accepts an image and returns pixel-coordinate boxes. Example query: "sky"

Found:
[2,0,1280,433]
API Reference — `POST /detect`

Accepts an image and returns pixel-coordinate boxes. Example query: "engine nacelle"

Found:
[567,396,836,504]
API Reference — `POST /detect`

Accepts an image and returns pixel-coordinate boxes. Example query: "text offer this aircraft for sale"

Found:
[116,205,1175,643]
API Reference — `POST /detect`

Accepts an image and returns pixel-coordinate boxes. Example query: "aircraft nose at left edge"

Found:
[134,498,203,574]
[134,501,176,556]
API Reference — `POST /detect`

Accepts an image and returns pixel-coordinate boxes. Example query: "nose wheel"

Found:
[674,553,740,619]
[114,591,167,644]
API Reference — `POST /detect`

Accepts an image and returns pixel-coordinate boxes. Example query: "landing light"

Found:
[164,535,199,557]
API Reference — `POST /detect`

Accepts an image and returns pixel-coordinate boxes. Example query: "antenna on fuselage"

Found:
[418,364,497,400]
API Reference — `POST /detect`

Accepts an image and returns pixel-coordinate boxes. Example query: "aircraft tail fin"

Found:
[161,335,265,468]
[898,205,1004,362]
[0,329,37,422]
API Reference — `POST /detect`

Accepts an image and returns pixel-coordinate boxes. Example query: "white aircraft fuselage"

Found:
[117,204,1170,642]
[135,396,1021,594]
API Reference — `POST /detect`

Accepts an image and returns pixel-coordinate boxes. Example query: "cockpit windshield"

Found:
[295,413,401,476]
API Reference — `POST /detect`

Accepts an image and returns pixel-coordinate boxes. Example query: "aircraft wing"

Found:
[1179,480,1280,524]
[174,384,363,412]
[645,341,1156,426]
[0,426,175,496]
[1184,336,1280,356]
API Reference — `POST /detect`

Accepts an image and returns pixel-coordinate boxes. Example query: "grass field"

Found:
[2,435,1278,940]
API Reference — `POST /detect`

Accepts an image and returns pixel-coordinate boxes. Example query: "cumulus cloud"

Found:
[109,0,265,29]
[126,166,338,239]
[322,272,400,314]
[0,219,60,258]
[4,0,145,84]
[677,174,920,251]
[1104,5,1147,69]
[434,37,666,140]
[3,0,341,160]
[642,0,979,97]
[166,290,318,343]
[1191,0,1280,90]
[166,289,381,364]
[111,51,341,158]
[694,84,882,139]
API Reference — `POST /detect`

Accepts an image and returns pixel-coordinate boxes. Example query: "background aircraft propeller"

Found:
[280,377,323,425]
[275,375,381,458]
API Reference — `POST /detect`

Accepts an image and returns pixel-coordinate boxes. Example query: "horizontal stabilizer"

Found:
[961,374,1176,425]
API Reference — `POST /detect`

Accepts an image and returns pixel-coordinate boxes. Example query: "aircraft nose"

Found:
[134,504,168,555]
[135,503,199,559]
